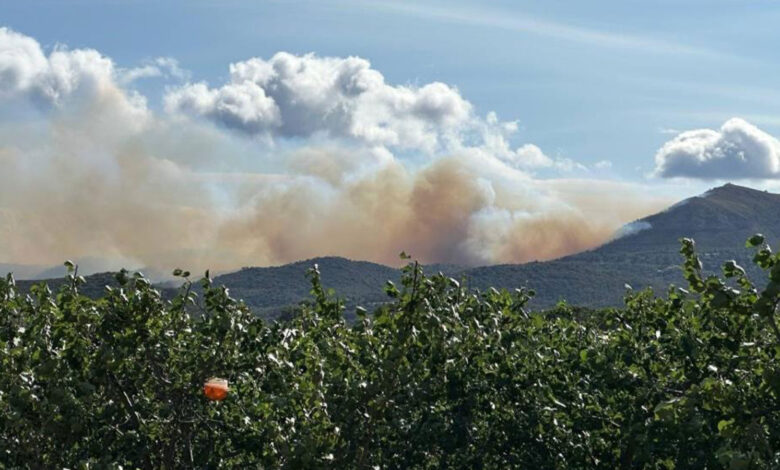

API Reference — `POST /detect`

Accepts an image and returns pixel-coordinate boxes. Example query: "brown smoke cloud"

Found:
[214,151,672,269]
[0,89,674,274]
[0,28,675,276]
[0,118,672,274]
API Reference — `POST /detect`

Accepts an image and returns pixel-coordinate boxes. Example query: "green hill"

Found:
[468,183,780,308]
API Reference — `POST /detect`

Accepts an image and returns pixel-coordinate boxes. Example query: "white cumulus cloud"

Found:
[165,81,281,134]
[119,57,189,84]
[501,143,555,168]
[0,27,48,95]
[165,52,473,152]
[655,118,780,179]
[0,27,148,127]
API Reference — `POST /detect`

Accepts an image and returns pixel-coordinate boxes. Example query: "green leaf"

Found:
[63,260,75,272]
[746,233,765,247]
[717,418,734,433]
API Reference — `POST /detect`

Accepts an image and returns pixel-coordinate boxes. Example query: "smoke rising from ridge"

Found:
[0,28,672,274]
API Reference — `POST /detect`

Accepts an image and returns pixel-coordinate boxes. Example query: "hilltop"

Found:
[466,183,780,307]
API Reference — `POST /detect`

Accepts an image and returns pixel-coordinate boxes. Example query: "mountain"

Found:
[212,257,399,315]
[1,257,173,282]
[214,183,780,311]
[13,272,181,302]
[466,183,780,307]
[0,263,51,280]
[8,184,779,315]
[11,258,461,318]
[209,257,463,316]
[598,183,780,254]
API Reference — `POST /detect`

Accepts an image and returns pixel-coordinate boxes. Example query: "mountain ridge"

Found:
[11,183,779,315]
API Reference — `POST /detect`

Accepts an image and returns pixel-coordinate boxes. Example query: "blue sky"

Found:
[4,0,780,177]
[2,1,780,270]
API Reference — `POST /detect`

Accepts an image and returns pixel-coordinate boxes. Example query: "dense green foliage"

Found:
[3,238,780,468]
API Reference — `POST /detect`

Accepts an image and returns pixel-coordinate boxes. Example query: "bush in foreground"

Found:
[2,237,780,468]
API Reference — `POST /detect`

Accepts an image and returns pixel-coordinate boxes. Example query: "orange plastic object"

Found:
[204,377,229,401]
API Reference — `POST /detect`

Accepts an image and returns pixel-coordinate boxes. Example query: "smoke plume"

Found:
[0,28,671,275]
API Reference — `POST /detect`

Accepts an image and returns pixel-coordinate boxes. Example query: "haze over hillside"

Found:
[12,183,779,315]
[467,183,780,307]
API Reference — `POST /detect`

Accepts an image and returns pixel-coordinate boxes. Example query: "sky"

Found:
[1,0,780,273]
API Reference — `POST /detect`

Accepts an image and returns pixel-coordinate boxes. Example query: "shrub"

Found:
[1,238,780,468]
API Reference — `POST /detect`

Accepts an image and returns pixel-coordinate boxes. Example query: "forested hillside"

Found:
[463,183,780,307]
